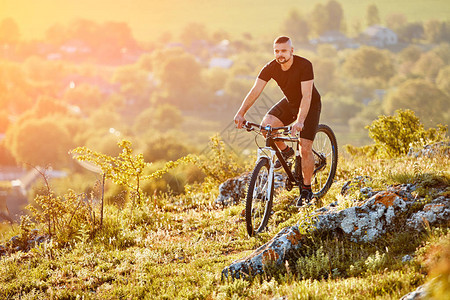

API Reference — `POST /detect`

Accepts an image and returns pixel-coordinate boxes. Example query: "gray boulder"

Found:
[215,172,286,207]
[222,184,449,279]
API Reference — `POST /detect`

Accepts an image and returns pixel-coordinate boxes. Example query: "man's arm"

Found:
[292,79,314,135]
[234,78,268,128]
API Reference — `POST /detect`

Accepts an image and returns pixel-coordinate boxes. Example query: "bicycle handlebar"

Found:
[244,121,292,133]
[243,121,298,141]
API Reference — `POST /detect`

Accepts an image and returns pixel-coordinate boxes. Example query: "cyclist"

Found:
[234,36,321,206]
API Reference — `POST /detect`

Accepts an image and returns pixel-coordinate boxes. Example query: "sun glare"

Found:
[1,0,173,41]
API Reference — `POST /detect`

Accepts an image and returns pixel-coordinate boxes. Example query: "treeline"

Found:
[0,1,449,173]
[282,2,450,43]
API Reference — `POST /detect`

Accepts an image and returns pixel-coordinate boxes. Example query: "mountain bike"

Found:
[242,121,338,236]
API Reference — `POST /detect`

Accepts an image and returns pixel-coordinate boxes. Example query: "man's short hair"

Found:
[274,36,291,45]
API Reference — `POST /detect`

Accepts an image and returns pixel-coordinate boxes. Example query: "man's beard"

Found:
[276,54,292,64]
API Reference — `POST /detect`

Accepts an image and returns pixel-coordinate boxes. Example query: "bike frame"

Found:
[243,121,337,236]
[246,122,303,189]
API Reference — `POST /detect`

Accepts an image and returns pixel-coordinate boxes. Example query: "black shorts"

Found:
[267,98,321,141]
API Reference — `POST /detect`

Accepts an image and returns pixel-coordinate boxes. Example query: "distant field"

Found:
[2,0,449,42]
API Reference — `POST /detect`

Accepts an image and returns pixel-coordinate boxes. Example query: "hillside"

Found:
[0,1,449,298]
[0,143,448,299]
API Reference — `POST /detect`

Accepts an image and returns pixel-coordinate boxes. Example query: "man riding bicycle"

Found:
[234,36,321,206]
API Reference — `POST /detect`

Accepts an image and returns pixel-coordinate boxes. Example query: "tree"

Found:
[0,110,10,133]
[398,45,422,64]
[23,56,68,83]
[436,66,450,96]
[112,64,154,111]
[211,29,230,44]
[342,46,395,81]
[310,1,345,36]
[397,45,423,74]
[313,58,336,93]
[317,44,338,59]
[385,13,407,31]
[0,61,35,115]
[45,23,67,45]
[96,21,138,63]
[321,94,362,125]
[63,84,105,113]
[366,4,380,27]
[349,99,383,135]
[310,3,329,36]
[7,117,74,168]
[383,79,448,127]
[87,108,124,132]
[137,53,154,72]
[151,49,203,109]
[0,18,20,44]
[223,77,253,109]
[396,22,424,43]
[68,19,98,48]
[424,20,450,44]
[157,53,202,93]
[0,140,15,165]
[33,96,69,118]
[143,134,189,162]
[281,9,309,43]
[100,21,137,50]
[133,104,183,134]
[48,19,138,63]
[431,43,450,64]
[202,67,229,93]
[325,0,344,32]
[179,23,209,47]
[412,52,445,80]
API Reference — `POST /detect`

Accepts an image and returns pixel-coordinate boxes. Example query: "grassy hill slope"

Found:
[0,147,448,299]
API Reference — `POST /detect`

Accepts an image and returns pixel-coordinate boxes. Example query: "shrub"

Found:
[72,139,196,206]
[72,140,152,206]
[194,135,244,192]
[27,189,94,244]
[363,109,447,157]
[295,246,330,280]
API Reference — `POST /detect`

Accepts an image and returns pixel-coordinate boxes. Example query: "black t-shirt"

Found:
[258,55,321,110]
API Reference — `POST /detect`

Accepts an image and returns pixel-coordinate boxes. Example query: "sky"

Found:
[1,0,258,41]
[1,0,449,42]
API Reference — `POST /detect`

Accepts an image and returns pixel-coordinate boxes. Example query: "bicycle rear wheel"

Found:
[245,157,274,236]
[312,124,338,198]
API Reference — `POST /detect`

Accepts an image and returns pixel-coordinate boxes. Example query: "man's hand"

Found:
[292,121,304,136]
[234,113,246,129]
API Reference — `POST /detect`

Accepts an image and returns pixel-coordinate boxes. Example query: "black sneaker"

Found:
[296,189,313,207]
[274,147,295,170]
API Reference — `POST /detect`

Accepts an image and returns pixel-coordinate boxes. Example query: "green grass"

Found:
[0,152,449,299]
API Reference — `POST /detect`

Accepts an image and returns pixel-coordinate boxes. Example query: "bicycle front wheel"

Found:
[312,124,338,198]
[245,157,274,236]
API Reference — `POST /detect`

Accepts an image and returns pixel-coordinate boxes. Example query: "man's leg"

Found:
[261,114,287,150]
[300,138,314,185]
[296,137,314,206]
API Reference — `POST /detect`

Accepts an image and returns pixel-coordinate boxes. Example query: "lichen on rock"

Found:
[222,183,449,280]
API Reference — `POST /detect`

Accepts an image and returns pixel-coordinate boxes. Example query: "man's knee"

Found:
[261,114,283,127]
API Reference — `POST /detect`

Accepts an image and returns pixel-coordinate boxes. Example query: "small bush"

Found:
[296,246,331,280]
[366,109,447,157]
[27,189,94,244]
